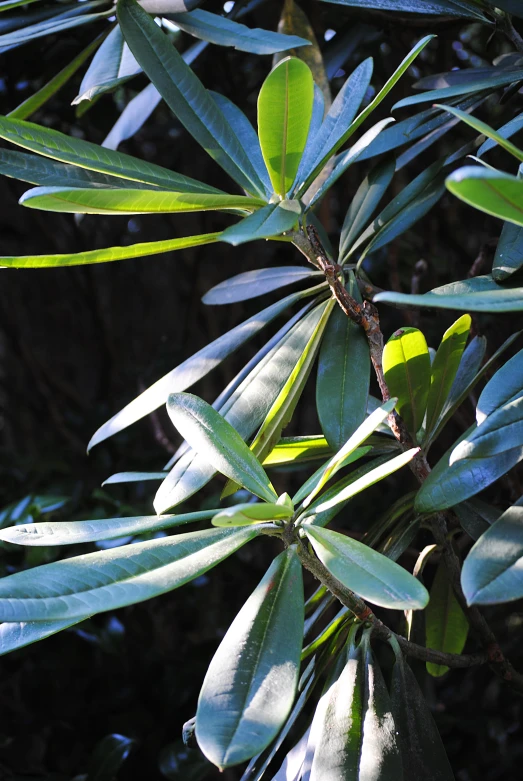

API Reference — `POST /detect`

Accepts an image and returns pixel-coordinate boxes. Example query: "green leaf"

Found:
[8,33,106,119]
[435,104,523,163]
[0,510,219,546]
[339,159,395,263]
[73,25,140,104]
[462,503,523,605]
[118,0,265,196]
[317,0,487,19]
[89,289,305,450]
[374,274,523,312]
[0,233,220,268]
[220,201,302,246]
[211,500,293,528]
[383,327,430,437]
[304,525,429,609]
[493,220,523,282]
[476,347,523,424]
[203,266,321,305]
[393,67,523,110]
[169,9,311,54]
[0,7,110,49]
[316,273,370,451]
[195,549,304,768]
[425,560,468,676]
[390,641,455,780]
[477,112,523,159]
[262,435,332,467]
[415,425,523,513]
[424,315,471,439]
[305,629,402,781]
[258,56,314,196]
[0,115,218,193]
[450,396,523,462]
[446,166,523,226]
[303,448,418,518]
[0,618,86,656]
[19,186,264,215]
[166,393,278,503]
[293,446,372,508]
[0,526,259,621]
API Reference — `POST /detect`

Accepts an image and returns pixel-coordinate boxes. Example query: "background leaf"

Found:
[425,559,469,676]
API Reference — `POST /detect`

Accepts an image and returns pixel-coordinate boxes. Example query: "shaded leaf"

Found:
[87,734,134,781]
[221,201,302,246]
[425,561,468,676]
[476,347,523,424]
[74,25,140,104]
[203,266,321,305]
[450,396,523,462]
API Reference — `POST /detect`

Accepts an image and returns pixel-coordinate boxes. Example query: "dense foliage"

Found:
[2,0,523,779]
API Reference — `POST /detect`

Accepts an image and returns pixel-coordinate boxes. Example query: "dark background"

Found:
[1,2,523,778]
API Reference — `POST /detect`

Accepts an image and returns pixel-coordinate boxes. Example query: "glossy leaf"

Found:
[0,617,86,656]
[203,266,320,305]
[0,526,260,621]
[0,8,110,49]
[293,446,372,509]
[196,549,304,768]
[493,219,523,281]
[476,347,523,424]
[435,104,523,163]
[0,233,220,268]
[221,201,302,246]
[304,525,429,609]
[450,396,523,462]
[425,315,471,439]
[425,560,468,676]
[212,500,293,527]
[0,510,218,546]
[262,436,332,467]
[118,0,265,196]
[316,273,370,451]
[317,0,486,18]
[446,166,523,227]
[477,112,523,158]
[258,56,314,196]
[74,25,140,104]
[383,327,430,437]
[462,504,523,605]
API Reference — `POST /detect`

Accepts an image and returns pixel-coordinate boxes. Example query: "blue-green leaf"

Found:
[221,201,302,246]
[202,266,321,305]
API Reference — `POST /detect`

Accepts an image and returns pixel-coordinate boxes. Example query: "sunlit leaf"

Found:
[383,327,430,437]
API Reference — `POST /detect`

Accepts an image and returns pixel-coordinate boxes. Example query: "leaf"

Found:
[303,448,418,518]
[316,0,487,18]
[0,115,218,193]
[103,83,161,150]
[477,347,523,424]
[0,617,86,656]
[450,396,523,462]
[203,266,321,305]
[415,425,523,513]
[304,525,429,609]
[154,303,326,513]
[74,25,141,104]
[478,112,523,159]
[212,501,293,528]
[195,549,304,769]
[0,233,220,268]
[339,159,395,263]
[8,33,106,119]
[102,472,167,485]
[424,315,471,439]
[383,327,430,437]
[437,104,523,163]
[19,187,264,215]
[446,165,523,225]
[220,201,302,246]
[293,446,372,510]
[374,274,523,312]
[262,436,332,467]
[87,734,134,781]
[0,509,218,546]
[117,0,266,196]
[166,393,278,503]
[0,7,110,49]
[305,630,402,781]
[258,56,314,196]
[89,289,304,449]
[425,560,468,676]
[493,219,523,281]
[169,9,311,54]
[390,642,455,780]
[0,526,260,621]
[461,504,523,605]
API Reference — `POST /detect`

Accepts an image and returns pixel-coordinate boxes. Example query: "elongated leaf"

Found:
[258,56,314,196]
[167,393,278,503]
[0,526,259,621]
[446,165,523,226]
[293,446,372,508]
[212,501,293,528]
[415,425,523,513]
[0,233,220,268]
[316,273,370,451]
[374,274,523,312]
[20,186,264,215]
[118,0,265,196]
[0,8,110,49]
[435,104,523,163]
[317,0,486,18]
[87,734,134,781]
[425,315,471,438]
[0,115,218,193]
[0,617,86,656]
[462,504,523,605]
[170,9,310,54]
[263,436,332,467]
[451,395,523,462]
[304,525,428,609]
[493,219,523,281]
[203,266,320,305]
[305,448,418,517]
[89,289,304,449]
[425,560,468,676]
[393,67,523,110]
[476,347,523,424]
[390,642,455,780]
[196,549,304,768]
[0,510,218,546]
[221,201,302,246]
[74,25,140,104]
[383,327,430,437]
[339,159,395,262]
[477,112,523,158]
